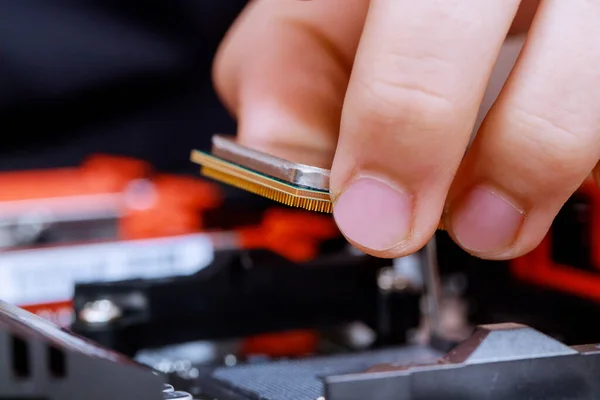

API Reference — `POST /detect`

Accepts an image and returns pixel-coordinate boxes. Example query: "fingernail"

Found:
[450,187,524,253]
[333,177,412,251]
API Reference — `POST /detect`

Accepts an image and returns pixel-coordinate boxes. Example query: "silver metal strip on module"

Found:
[210,134,331,191]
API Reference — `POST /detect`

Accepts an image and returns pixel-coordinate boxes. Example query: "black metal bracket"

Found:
[71,249,419,355]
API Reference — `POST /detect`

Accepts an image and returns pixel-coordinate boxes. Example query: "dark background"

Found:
[0,0,248,173]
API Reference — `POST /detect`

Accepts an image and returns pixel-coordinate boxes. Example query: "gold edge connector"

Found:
[201,167,332,213]
[192,150,333,213]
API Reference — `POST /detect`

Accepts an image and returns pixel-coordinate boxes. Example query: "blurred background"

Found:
[0,0,247,172]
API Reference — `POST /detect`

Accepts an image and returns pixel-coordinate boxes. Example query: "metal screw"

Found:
[378,268,394,292]
[224,354,237,367]
[163,384,175,393]
[162,383,194,399]
[186,367,199,379]
[79,299,122,326]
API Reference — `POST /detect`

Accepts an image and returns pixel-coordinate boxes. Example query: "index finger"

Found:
[213,0,368,153]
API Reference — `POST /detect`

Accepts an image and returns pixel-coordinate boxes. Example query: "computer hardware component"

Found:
[6,292,600,400]
[195,322,600,400]
[71,248,420,356]
[191,135,333,213]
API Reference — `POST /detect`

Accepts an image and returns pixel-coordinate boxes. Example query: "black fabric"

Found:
[0,0,247,173]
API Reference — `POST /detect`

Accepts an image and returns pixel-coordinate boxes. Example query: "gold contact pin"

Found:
[191,146,333,213]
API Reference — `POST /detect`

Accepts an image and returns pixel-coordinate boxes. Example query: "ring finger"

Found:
[330,0,522,256]
[446,0,600,259]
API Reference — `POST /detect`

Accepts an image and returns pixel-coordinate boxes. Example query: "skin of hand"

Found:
[213,0,600,260]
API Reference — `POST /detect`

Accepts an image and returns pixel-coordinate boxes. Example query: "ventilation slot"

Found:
[48,345,66,378]
[11,335,30,379]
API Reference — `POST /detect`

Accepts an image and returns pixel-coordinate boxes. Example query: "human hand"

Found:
[212,0,600,260]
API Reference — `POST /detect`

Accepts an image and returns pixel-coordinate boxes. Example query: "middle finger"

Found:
[330,0,523,256]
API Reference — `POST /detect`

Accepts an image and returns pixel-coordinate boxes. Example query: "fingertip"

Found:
[331,173,445,258]
[443,179,565,261]
[332,176,413,253]
[445,185,526,258]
